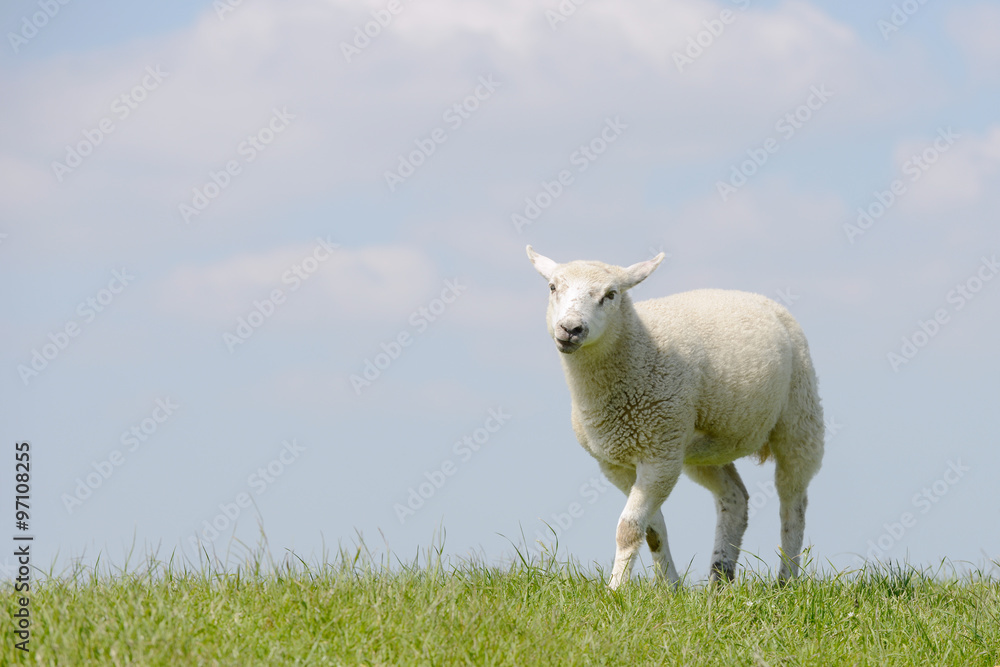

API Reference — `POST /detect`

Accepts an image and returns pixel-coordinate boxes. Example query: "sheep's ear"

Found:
[622,253,664,290]
[526,245,559,281]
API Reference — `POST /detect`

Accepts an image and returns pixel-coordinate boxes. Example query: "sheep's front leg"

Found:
[599,460,680,588]
[608,459,682,590]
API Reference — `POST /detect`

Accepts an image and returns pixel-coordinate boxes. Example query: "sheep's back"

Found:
[634,289,799,447]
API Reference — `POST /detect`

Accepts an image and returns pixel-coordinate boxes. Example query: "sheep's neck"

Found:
[560,301,643,408]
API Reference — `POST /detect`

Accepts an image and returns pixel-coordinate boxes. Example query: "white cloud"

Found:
[156,243,440,327]
[0,0,933,221]
[947,3,1000,80]
[896,125,1000,213]
[388,0,546,54]
[0,155,49,210]
[672,178,846,252]
[3,0,992,361]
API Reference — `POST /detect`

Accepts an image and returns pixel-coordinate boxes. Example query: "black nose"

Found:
[561,323,586,338]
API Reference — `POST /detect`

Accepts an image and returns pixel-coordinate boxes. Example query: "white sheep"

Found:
[526,246,824,588]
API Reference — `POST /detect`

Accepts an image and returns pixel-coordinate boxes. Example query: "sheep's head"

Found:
[526,246,664,354]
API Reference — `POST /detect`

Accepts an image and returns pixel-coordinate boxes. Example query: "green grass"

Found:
[3,543,1000,666]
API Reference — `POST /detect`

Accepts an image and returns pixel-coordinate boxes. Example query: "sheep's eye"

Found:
[601,290,616,304]
[549,283,556,293]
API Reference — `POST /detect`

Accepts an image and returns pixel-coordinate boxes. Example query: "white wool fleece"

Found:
[527,247,824,589]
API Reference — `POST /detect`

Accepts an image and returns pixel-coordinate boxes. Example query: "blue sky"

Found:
[2,0,999,581]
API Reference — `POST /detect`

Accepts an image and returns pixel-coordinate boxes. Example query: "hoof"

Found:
[709,561,735,583]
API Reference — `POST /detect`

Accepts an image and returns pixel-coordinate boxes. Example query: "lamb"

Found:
[526,246,825,589]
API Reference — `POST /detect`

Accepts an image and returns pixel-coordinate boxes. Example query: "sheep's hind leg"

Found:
[684,462,749,583]
[770,429,822,583]
[776,491,807,583]
[775,461,811,583]
[646,510,680,586]
[607,459,681,590]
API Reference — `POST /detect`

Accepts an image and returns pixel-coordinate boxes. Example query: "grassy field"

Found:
[3,546,1000,666]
